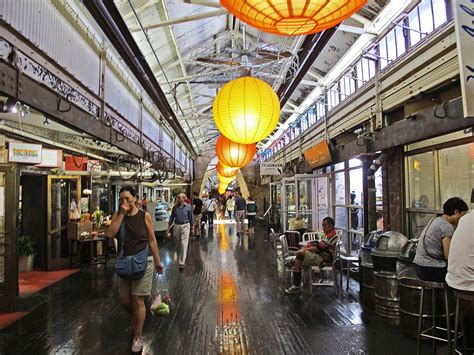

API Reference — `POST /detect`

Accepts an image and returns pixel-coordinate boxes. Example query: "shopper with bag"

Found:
[106,186,163,353]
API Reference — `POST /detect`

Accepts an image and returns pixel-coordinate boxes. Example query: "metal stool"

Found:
[417,280,453,355]
[453,289,474,354]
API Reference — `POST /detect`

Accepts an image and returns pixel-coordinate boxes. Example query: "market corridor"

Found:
[0,224,421,354]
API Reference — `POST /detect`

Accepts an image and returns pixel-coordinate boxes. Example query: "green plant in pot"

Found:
[19,235,35,272]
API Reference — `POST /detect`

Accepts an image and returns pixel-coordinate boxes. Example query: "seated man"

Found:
[445,210,474,348]
[285,217,339,294]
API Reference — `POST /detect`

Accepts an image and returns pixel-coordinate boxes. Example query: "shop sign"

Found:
[304,140,332,168]
[260,163,283,176]
[8,142,42,164]
[87,160,101,173]
[37,149,63,168]
[454,0,474,118]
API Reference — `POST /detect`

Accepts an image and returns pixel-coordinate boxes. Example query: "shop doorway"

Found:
[47,176,81,271]
[281,174,331,232]
[0,164,19,311]
[20,174,47,270]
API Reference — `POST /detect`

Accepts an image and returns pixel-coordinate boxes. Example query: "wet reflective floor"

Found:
[0,224,421,354]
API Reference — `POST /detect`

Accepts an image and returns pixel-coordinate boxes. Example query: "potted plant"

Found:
[19,235,35,272]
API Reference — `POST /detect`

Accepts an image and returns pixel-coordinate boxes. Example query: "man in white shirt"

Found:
[446,210,474,348]
[446,211,474,291]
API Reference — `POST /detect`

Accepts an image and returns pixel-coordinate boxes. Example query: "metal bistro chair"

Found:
[285,230,301,253]
[268,228,280,267]
[302,232,320,243]
[279,234,298,282]
[309,239,341,296]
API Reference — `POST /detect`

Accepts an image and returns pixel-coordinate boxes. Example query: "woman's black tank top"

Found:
[122,209,148,256]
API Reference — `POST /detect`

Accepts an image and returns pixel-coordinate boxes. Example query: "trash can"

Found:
[371,231,409,272]
[360,231,385,309]
[371,231,408,325]
[397,239,446,338]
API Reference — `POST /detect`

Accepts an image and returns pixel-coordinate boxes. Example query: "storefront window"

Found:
[407,152,435,210]
[335,207,347,229]
[405,140,474,237]
[349,158,362,168]
[335,172,345,205]
[349,168,363,205]
[438,143,474,205]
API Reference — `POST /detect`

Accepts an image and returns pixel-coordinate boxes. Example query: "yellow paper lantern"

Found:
[213,77,280,144]
[216,135,256,168]
[217,162,238,178]
[218,183,227,194]
[220,0,368,36]
[217,172,235,185]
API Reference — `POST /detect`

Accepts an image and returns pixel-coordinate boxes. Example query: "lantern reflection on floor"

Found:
[215,221,249,353]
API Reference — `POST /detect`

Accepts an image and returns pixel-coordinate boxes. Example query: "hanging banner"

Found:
[8,142,42,164]
[304,140,332,168]
[260,163,283,176]
[454,0,474,118]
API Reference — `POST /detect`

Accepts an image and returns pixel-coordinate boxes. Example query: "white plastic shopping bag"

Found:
[150,273,171,317]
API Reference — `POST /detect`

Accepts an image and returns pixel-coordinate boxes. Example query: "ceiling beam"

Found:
[82,0,197,159]
[277,27,338,113]
[129,9,227,32]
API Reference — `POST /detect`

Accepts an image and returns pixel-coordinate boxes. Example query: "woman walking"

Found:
[107,186,163,353]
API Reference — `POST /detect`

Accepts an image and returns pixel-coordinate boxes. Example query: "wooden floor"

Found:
[0,223,423,354]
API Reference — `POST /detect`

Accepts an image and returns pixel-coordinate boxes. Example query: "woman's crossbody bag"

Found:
[115,222,149,280]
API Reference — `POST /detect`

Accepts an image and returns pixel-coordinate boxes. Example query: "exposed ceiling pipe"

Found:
[129,9,227,32]
[183,0,221,8]
[82,1,198,160]
[277,27,338,111]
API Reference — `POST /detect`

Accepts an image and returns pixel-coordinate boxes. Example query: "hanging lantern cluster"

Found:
[213,76,280,193]
[220,0,368,36]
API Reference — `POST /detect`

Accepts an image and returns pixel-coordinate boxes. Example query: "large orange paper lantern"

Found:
[217,162,238,178]
[213,77,280,144]
[217,173,235,185]
[216,135,256,168]
[220,0,368,36]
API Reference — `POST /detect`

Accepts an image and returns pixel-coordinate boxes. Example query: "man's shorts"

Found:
[235,210,245,223]
[303,251,323,268]
[194,214,202,226]
[119,256,154,298]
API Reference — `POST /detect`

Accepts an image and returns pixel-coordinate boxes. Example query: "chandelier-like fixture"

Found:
[213,77,280,144]
[220,0,367,36]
